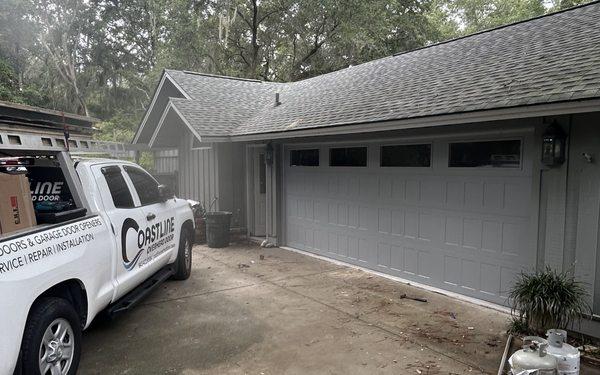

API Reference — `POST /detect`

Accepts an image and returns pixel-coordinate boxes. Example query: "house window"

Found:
[449,140,521,168]
[329,147,367,167]
[381,144,431,167]
[290,149,319,166]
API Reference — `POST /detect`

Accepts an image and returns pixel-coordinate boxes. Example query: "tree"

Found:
[0,0,593,143]
[28,0,96,115]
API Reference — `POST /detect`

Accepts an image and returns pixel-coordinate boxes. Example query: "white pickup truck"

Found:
[0,150,194,375]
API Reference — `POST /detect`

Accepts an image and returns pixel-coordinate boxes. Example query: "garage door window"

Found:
[381,144,431,167]
[449,140,521,168]
[329,147,367,167]
[290,149,319,166]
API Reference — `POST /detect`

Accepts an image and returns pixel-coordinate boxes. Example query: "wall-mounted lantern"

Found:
[542,122,566,167]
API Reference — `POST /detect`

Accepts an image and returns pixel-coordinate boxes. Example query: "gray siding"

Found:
[154,149,179,174]
[536,112,600,316]
[175,132,247,229]
[136,77,186,144]
[216,143,247,228]
[178,134,218,210]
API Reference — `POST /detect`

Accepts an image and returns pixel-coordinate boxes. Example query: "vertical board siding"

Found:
[153,149,179,174]
[174,135,246,229]
[567,113,600,312]
[177,135,218,209]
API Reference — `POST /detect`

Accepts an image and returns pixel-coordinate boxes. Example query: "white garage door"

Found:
[284,132,536,305]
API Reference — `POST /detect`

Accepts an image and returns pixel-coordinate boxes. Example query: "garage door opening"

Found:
[284,133,535,306]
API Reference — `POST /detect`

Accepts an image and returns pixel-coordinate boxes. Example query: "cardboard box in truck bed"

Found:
[0,173,36,235]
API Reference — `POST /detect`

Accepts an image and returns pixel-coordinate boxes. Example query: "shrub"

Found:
[509,267,590,334]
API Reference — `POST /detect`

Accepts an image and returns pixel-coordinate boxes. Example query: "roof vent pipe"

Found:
[275,92,281,106]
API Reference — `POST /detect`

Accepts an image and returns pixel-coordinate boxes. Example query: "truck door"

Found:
[92,164,157,300]
[122,165,179,268]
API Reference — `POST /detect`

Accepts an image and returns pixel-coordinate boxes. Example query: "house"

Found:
[133,3,600,334]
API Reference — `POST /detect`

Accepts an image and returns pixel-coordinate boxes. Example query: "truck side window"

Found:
[124,166,161,206]
[101,166,134,209]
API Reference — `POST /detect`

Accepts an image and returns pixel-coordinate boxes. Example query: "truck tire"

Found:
[20,297,82,375]
[172,227,192,280]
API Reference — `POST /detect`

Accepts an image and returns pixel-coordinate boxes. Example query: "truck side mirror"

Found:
[158,184,174,201]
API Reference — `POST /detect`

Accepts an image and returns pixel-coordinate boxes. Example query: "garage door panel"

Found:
[377,243,392,268]
[285,137,534,306]
[443,255,461,286]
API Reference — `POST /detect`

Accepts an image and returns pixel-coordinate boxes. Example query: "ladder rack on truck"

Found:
[0,130,135,158]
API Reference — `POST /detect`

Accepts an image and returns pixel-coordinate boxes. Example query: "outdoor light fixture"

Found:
[541,122,567,167]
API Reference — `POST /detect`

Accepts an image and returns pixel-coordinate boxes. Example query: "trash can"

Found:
[205,211,232,248]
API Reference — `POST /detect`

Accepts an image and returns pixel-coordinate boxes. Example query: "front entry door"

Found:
[253,148,267,236]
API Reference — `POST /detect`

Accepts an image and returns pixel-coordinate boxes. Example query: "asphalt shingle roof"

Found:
[163,2,600,138]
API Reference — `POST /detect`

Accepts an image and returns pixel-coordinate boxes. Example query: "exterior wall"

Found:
[216,142,247,229]
[151,149,179,195]
[567,113,600,311]
[177,132,218,210]
[136,77,186,144]
[175,131,247,229]
[536,112,600,314]
[154,149,179,174]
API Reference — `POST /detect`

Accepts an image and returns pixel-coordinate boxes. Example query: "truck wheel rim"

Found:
[39,318,75,375]
[185,237,192,270]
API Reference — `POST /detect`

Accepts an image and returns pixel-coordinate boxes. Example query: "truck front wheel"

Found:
[20,297,82,375]
[172,227,192,280]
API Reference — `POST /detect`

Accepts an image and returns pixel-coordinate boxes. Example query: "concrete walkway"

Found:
[80,243,513,374]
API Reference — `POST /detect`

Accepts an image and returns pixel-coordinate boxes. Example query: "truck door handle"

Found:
[146,213,156,221]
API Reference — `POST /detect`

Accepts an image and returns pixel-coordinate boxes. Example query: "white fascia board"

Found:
[133,71,192,144]
[224,98,600,143]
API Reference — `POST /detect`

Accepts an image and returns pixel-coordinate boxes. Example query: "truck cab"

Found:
[0,150,194,375]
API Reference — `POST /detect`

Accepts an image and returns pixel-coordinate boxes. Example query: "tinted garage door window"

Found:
[285,138,533,306]
[290,149,319,166]
[381,144,431,167]
[449,140,521,168]
[330,147,367,167]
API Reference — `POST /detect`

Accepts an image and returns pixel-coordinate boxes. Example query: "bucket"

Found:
[205,211,232,248]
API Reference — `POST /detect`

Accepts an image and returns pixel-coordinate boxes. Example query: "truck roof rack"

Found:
[0,131,135,158]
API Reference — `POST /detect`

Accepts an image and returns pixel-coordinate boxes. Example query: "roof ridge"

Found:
[392,0,599,57]
[179,70,265,83]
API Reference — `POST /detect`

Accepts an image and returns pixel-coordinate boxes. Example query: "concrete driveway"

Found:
[79,242,512,374]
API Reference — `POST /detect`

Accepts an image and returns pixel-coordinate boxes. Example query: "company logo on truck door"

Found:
[121,217,175,270]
